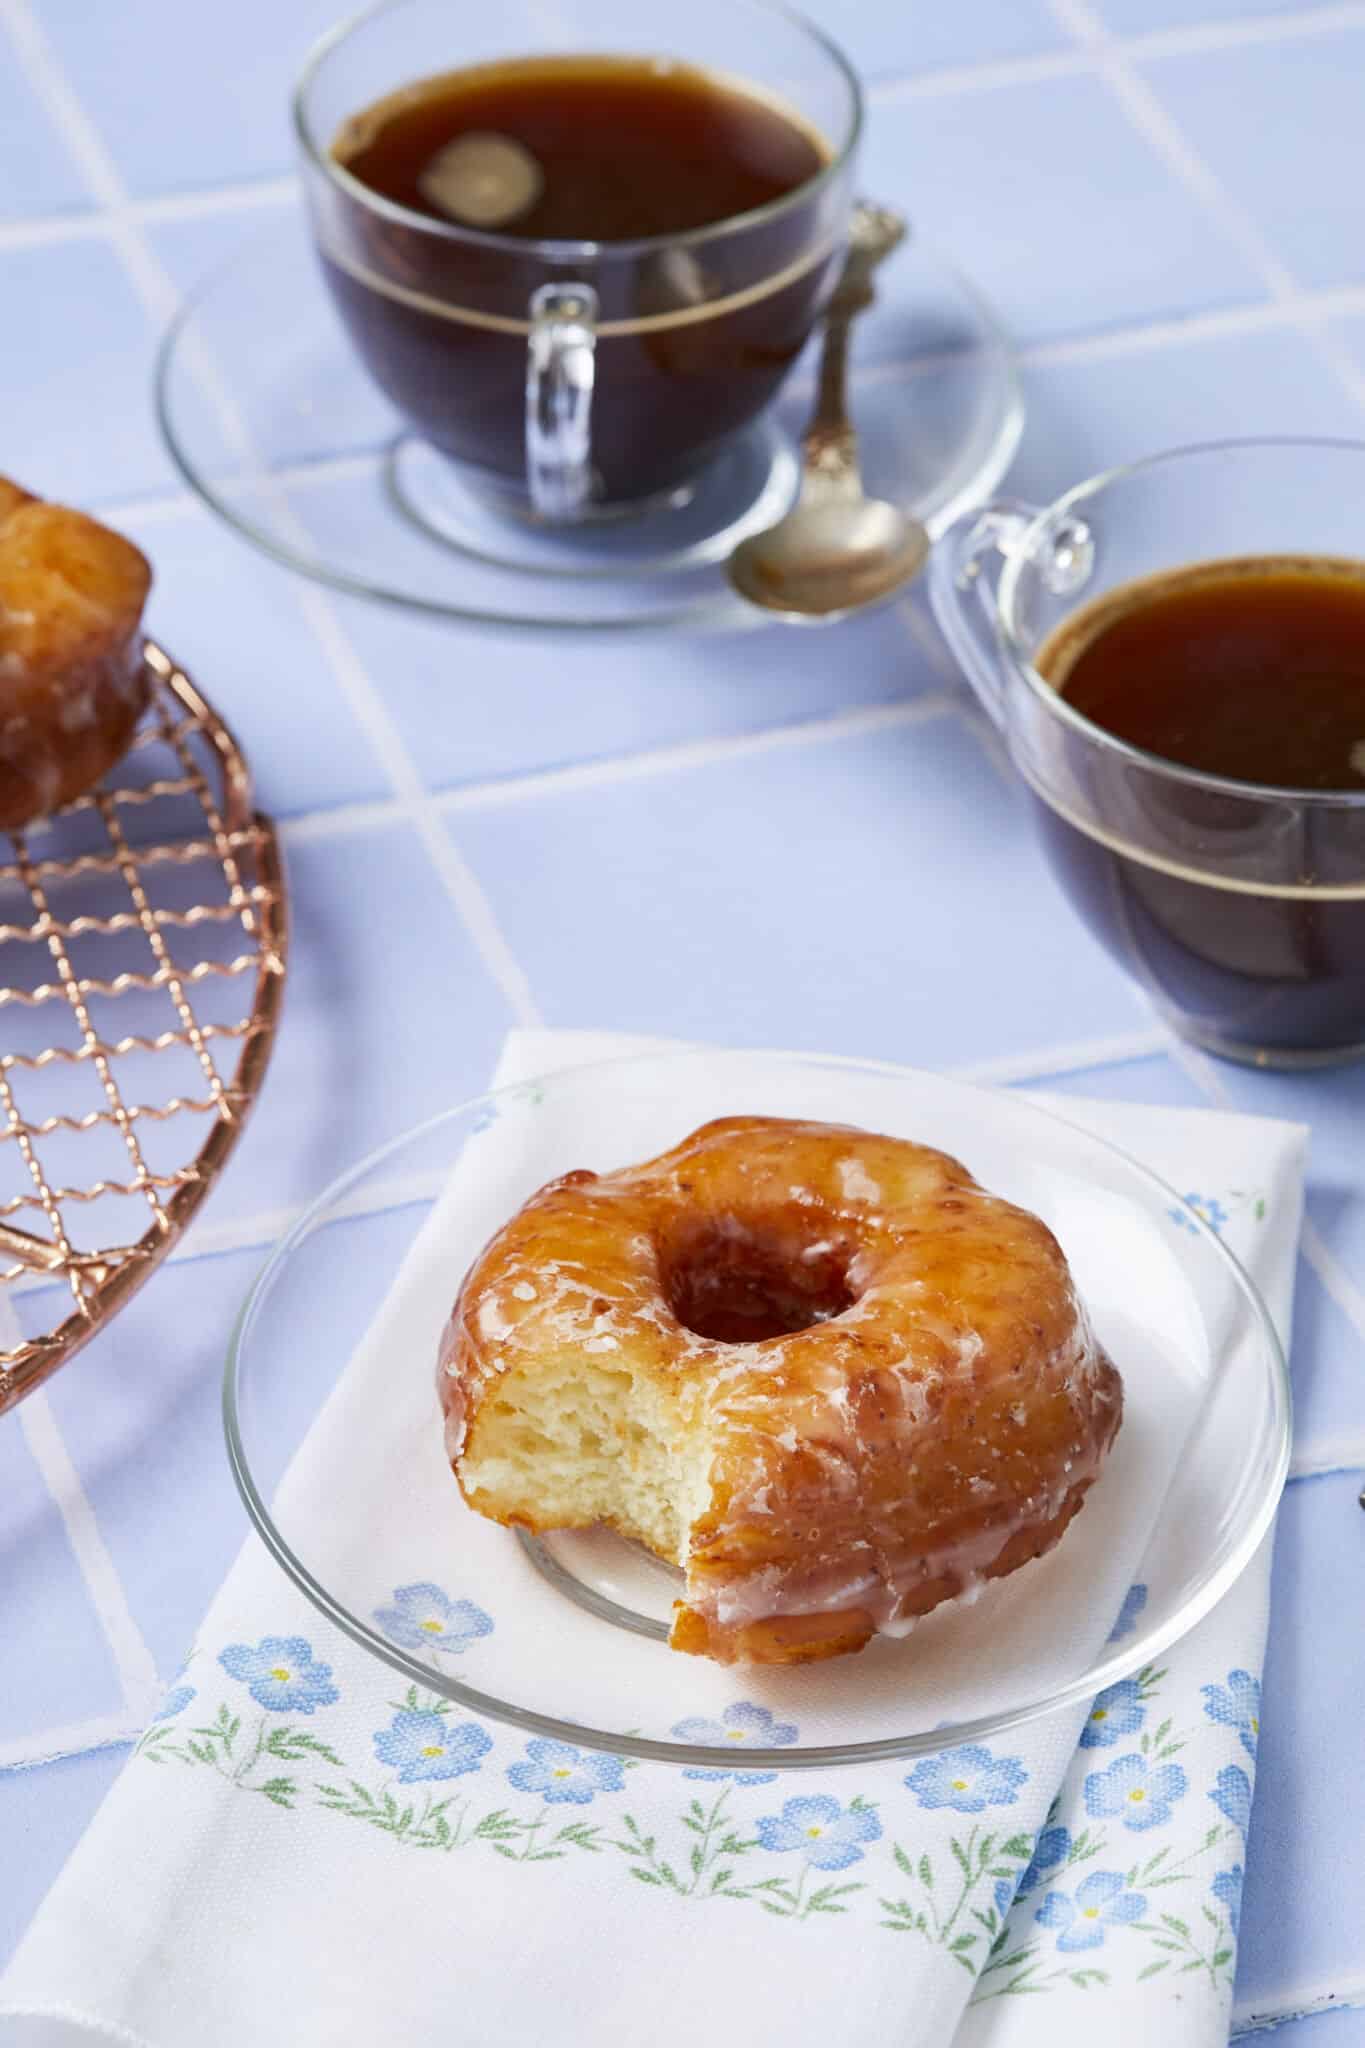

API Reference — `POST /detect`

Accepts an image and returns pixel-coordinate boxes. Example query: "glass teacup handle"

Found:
[526,282,598,522]
[929,499,1095,729]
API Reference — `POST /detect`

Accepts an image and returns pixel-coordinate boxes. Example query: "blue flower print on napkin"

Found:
[218,1636,340,1714]
[1169,1193,1229,1235]
[1080,1679,1145,1750]
[374,1710,492,1784]
[756,1795,881,1872]
[905,1744,1028,1813]
[152,1682,196,1723]
[506,1738,626,1806]
[1084,1753,1187,1832]
[1202,1669,1260,1760]
[1211,1764,1252,1837]
[373,1583,493,1656]
[1212,1865,1245,1937]
[993,1878,1015,1919]
[1036,1871,1147,1953]
[1017,1823,1071,1897]
[1108,1583,1148,1643]
[671,1701,799,1784]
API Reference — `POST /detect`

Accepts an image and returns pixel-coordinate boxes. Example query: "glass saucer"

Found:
[224,1050,1288,1771]
[158,211,1023,634]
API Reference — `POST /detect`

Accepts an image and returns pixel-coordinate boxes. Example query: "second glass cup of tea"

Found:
[930,438,1365,1069]
[294,0,861,528]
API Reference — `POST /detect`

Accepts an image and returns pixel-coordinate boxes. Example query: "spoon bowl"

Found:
[727,201,929,624]
[728,495,930,621]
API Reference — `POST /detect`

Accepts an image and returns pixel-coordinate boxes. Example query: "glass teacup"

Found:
[930,439,1365,1069]
[294,0,861,527]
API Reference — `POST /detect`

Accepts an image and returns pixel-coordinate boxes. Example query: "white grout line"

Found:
[954,1027,1168,1085]
[1022,285,1365,369]
[0,0,543,1033]
[1171,1038,1233,1108]
[867,1,1365,106]
[0,0,178,325]
[1130,0,1365,64]
[16,1388,162,1725]
[871,46,1089,104]
[0,173,295,254]
[437,692,958,814]
[1045,0,1365,417]
[273,582,545,1026]
[0,1712,140,1774]
[279,792,404,847]
[1,1283,161,1739]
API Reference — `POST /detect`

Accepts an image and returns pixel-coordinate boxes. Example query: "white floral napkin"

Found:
[0,1030,1305,2048]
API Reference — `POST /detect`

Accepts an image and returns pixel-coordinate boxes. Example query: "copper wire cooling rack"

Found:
[0,643,287,1413]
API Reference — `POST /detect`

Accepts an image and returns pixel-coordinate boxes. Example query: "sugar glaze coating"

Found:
[438,1116,1124,1665]
[0,476,151,831]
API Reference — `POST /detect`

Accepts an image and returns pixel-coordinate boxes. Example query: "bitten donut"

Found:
[0,476,152,831]
[438,1116,1123,1666]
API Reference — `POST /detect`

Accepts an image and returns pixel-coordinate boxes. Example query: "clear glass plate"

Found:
[158,211,1023,633]
[224,1050,1289,1770]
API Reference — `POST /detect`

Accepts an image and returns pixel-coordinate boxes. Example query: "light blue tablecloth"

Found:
[1,0,1362,2038]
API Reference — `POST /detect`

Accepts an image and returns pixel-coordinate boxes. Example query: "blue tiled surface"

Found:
[1010,325,1361,508]
[34,1247,264,1682]
[0,1414,124,1744]
[2,0,1364,2034]
[121,504,385,817]
[0,19,87,220]
[336,589,936,794]
[805,0,1066,81]
[201,823,514,1226]
[450,713,1151,1063]
[1204,1063,1365,1337]
[1240,1474,1365,2017]
[1336,316,1365,386]
[42,1209,424,1677]
[0,237,175,505]
[147,197,297,301]
[1141,30,1365,293]
[861,70,1263,345]
[1096,0,1303,28]
[35,0,339,197]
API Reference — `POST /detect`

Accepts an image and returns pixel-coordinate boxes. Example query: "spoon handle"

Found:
[803,203,907,497]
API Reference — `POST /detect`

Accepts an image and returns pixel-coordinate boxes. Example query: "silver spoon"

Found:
[728,202,928,623]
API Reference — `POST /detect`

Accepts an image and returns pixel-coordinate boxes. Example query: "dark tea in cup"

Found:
[929,441,1365,1069]
[332,58,825,241]
[296,4,860,520]
[1034,556,1365,1064]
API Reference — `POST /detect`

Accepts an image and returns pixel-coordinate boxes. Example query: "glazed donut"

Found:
[438,1116,1123,1666]
[0,476,151,832]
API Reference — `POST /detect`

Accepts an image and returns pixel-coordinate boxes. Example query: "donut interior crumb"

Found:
[459,1353,712,1568]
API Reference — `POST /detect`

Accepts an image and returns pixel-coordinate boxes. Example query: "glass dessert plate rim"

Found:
[222,1046,1291,1769]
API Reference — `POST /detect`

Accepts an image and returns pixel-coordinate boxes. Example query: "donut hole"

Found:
[660,1217,855,1344]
